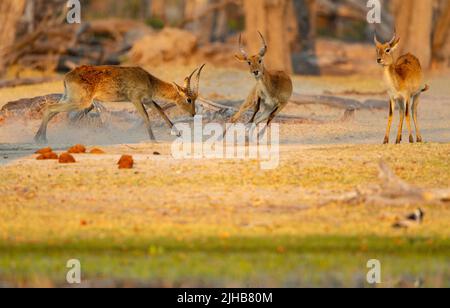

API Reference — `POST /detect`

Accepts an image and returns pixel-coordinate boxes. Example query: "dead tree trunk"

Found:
[293,0,316,54]
[292,0,320,75]
[185,0,213,44]
[140,0,151,20]
[243,0,293,73]
[393,0,434,69]
[150,0,166,21]
[0,0,27,76]
[432,0,450,70]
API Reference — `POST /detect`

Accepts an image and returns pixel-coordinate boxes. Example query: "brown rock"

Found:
[59,153,76,164]
[118,155,134,169]
[68,144,86,154]
[36,152,58,160]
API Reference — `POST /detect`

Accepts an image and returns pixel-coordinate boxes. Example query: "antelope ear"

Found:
[235,54,247,62]
[172,82,185,94]
[390,37,400,50]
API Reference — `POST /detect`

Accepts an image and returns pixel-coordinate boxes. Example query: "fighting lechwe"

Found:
[34,64,206,144]
[374,31,429,144]
[228,31,293,134]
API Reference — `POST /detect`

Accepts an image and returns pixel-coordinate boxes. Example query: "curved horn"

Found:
[374,32,382,46]
[184,67,198,94]
[258,31,267,57]
[194,63,206,94]
[388,28,397,45]
[238,34,248,58]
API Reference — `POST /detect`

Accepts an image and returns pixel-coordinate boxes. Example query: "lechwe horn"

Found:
[238,34,248,59]
[388,29,397,45]
[194,64,206,94]
[374,32,382,46]
[258,31,267,57]
[184,67,198,94]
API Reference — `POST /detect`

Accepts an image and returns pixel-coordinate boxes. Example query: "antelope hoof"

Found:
[383,137,389,145]
[409,135,415,143]
[417,136,423,143]
[396,138,402,144]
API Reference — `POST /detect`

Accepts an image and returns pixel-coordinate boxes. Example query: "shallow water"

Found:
[0,143,69,165]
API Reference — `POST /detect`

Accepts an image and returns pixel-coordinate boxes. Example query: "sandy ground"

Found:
[0,66,449,238]
[0,67,449,158]
[0,67,449,287]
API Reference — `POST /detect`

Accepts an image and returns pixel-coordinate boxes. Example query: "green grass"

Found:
[1,236,449,287]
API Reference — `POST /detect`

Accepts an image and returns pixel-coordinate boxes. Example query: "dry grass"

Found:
[0,143,449,287]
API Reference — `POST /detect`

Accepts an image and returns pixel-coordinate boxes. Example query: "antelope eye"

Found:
[247,61,251,65]
[386,48,391,53]
[258,59,262,64]
[187,98,192,104]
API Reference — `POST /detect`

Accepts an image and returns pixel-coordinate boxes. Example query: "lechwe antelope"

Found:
[229,32,293,131]
[34,64,206,144]
[374,32,429,144]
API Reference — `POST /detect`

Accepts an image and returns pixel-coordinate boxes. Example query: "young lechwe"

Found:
[374,32,429,144]
[230,32,293,130]
[34,64,205,143]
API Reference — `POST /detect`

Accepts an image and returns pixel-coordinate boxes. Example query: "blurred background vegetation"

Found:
[0,0,448,83]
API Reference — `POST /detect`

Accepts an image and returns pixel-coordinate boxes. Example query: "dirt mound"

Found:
[35,147,53,154]
[68,144,87,154]
[118,155,134,169]
[36,152,58,160]
[90,148,106,154]
[128,28,198,67]
[59,153,76,164]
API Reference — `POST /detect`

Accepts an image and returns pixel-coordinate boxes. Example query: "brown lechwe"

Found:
[34,64,205,143]
[230,32,293,129]
[374,32,429,144]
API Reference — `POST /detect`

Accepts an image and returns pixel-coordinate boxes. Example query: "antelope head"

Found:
[173,64,206,117]
[235,31,267,80]
[374,31,400,66]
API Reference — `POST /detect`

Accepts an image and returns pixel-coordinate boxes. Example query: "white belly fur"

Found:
[257,81,278,108]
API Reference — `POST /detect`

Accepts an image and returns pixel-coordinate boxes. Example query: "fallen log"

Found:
[1,92,385,126]
[0,77,60,89]
[290,93,386,111]
[1,94,62,118]
[320,161,450,207]
[290,92,387,121]
[197,97,323,124]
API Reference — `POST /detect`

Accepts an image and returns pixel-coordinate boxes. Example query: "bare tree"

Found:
[185,0,213,43]
[432,0,450,70]
[140,0,151,20]
[0,0,27,76]
[393,0,434,69]
[293,0,316,53]
[151,0,166,21]
[243,0,292,73]
[292,0,319,74]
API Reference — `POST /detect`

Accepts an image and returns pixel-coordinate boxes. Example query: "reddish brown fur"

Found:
[231,33,293,129]
[34,65,205,144]
[375,34,428,144]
